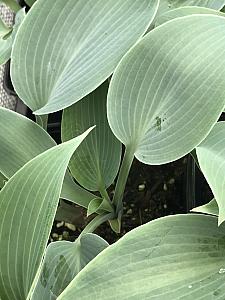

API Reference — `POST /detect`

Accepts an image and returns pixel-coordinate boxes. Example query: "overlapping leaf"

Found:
[32,233,108,299]
[0,128,92,300]
[0,172,6,189]
[172,0,225,9]
[62,81,121,192]
[59,214,225,299]
[11,0,159,114]
[155,6,224,27]
[0,108,95,207]
[158,0,225,17]
[192,199,219,216]
[25,0,35,6]
[107,15,225,165]
[196,122,225,224]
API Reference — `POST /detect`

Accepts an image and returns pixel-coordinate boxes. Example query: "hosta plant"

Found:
[1,0,225,299]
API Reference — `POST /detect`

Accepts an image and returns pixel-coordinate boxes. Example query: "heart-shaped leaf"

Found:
[0,107,95,208]
[31,234,108,299]
[0,127,93,300]
[59,214,225,299]
[62,81,121,192]
[196,122,225,224]
[107,15,225,165]
[11,0,159,114]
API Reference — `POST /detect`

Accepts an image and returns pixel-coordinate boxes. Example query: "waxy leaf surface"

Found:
[32,234,108,299]
[107,15,225,164]
[158,0,225,16]
[155,6,224,27]
[0,128,92,300]
[0,108,95,208]
[11,0,159,114]
[192,199,219,216]
[196,122,225,224]
[62,82,121,192]
[59,214,225,299]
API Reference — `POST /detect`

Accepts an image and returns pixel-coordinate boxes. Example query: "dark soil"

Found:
[51,154,213,245]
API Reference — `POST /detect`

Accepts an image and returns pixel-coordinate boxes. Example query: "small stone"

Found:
[144,209,148,212]
[130,203,135,208]
[219,268,225,274]
[65,223,76,231]
[131,217,136,221]
[58,235,62,241]
[168,178,175,185]
[127,209,132,215]
[163,204,167,209]
[138,184,146,191]
[56,221,64,228]
[52,233,58,238]
[163,183,167,191]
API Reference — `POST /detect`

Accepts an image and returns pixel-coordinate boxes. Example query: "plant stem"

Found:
[2,0,21,12]
[99,186,111,203]
[79,212,114,238]
[35,114,48,131]
[112,146,135,214]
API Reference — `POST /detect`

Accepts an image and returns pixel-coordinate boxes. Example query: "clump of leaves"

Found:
[1,0,225,299]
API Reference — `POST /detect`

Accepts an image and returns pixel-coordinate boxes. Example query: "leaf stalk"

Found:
[112,146,134,215]
[79,212,115,238]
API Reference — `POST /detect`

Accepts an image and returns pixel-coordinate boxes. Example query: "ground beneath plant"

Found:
[51,155,213,244]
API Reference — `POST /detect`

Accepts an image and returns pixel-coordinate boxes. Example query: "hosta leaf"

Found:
[0,8,25,65]
[11,0,159,114]
[0,127,93,300]
[192,199,219,216]
[158,0,225,16]
[59,214,225,299]
[87,197,114,217]
[196,122,225,225]
[107,15,225,165]
[62,81,122,192]
[0,107,95,208]
[32,233,108,299]
[172,0,225,9]
[25,0,35,6]
[0,172,6,189]
[155,6,225,27]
